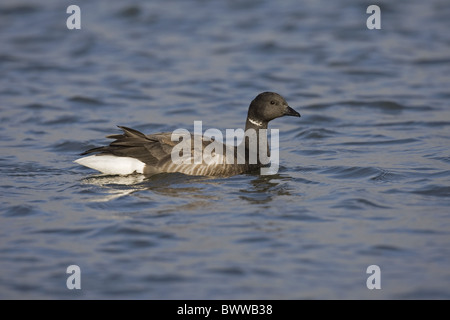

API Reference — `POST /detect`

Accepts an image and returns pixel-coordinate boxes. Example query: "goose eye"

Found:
[270,101,275,105]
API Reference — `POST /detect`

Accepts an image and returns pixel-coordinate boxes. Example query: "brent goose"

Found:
[75,92,300,176]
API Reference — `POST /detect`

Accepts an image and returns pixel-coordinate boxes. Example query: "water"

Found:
[1,0,450,299]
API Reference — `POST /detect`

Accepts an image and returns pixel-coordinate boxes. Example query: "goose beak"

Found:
[284,106,301,117]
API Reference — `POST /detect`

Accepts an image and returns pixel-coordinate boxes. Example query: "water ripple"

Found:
[295,128,338,139]
[339,138,420,146]
[320,166,382,179]
[412,185,450,198]
[332,198,391,210]
[3,205,44,217]
[68,96,105,106]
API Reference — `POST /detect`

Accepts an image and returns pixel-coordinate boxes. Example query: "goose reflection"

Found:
[238,172,293,204]
[80,172,215,203]
[79,171,294,207]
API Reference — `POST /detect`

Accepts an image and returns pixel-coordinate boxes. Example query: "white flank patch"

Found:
[74,155,145,175]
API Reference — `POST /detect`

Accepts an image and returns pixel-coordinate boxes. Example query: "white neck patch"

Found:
[248,118,264,127]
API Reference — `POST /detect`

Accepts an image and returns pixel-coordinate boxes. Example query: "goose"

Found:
[75,92,300,177]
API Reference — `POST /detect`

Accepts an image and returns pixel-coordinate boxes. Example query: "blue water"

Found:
[1,0,450,299]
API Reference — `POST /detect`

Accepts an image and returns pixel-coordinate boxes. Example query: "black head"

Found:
[247,92,300,124]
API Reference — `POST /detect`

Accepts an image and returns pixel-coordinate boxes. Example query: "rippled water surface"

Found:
[1,0,450,299]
